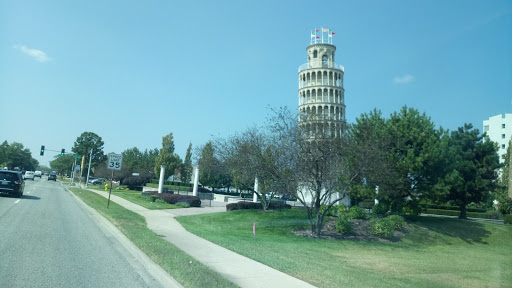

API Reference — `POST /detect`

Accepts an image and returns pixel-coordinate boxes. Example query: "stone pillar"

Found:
[158,165,166,194]
[193,166,199,197]
[374,185,379,205]
[253,177,258,203]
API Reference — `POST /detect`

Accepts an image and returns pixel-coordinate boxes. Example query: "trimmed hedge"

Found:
[504,214,512,224]
[424,208,502,220]
[150,179,193,187]
[421,204,486,213]
[149,192,201,207]
[226,201,292,211]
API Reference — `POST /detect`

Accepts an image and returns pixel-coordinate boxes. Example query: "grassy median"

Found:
[177,209,512,288]
[70,188,238,288]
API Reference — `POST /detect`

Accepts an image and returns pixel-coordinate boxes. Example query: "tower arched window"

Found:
[313,50,318,58]
[322,55,328,67]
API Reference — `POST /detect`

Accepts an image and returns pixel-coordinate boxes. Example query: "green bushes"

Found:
[503,214,512,224]
[424,208,503,219]
[421,204,486,213]
[387,215,405,230]
[335,214,353,234]
[337,204,347,214]
[176,202,190,208]
[159,194,201,207]
[149,195,158,202]
[320,204,337,216]
[349,206,367,219]
[372,203,389,215]
[226,201,292,211]
[370,218,394,238]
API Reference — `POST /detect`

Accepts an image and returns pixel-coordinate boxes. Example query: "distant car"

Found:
[90,178,104,185]
[0,170,25,197]
[34,171,42,178]
[48,172,57,181]
[24,171,35,180]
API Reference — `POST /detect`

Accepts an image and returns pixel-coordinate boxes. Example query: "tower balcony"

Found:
[298,60,344,73]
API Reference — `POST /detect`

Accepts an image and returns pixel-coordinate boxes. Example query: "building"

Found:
[298,32,346,137]
[297,29,350,206]
[483,114,512,163]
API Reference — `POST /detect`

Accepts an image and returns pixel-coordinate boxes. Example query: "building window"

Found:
[313,50,318,58]
[503,134,506,139]
[484,125,489,132]
[322,55,328,65]
[503,124,506,129]
[502,144,506,149]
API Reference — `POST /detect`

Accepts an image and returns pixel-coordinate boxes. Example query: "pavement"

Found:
[80,188,315,288]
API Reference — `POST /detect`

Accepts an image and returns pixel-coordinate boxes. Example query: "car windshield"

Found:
[0,172,17,181]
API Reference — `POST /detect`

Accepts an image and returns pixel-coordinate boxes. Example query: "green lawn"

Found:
[110,190,180,209]
[69,188,238,288]
[176,209,512,288]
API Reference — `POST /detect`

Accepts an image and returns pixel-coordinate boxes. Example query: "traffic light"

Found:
[40,145,45,156]
[61,149,65,156]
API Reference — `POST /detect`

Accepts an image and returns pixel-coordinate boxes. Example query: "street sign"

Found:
[107,154,122,171]
[72,155,81,159]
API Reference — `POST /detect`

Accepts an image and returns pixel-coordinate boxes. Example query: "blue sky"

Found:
[1,0,511,167]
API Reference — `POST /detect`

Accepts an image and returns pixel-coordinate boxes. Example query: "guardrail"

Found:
[298,61,344,73]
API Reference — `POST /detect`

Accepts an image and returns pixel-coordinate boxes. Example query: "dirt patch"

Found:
[293,217,406,242]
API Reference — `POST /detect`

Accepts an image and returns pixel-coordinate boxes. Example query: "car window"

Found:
[0,172,18,181]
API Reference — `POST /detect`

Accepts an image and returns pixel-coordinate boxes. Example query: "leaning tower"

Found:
[298,29,345,137]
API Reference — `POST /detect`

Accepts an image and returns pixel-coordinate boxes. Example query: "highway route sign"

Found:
[107,154,122,171]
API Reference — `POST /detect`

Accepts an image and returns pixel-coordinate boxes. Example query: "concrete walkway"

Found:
[85,189,315,288]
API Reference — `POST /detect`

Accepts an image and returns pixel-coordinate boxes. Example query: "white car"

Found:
[34,171,42,178]
[24,171,35,180]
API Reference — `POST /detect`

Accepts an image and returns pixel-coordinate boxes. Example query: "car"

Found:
[24,171,35,180]
[0,170,25,197]
[48,172,57,181]
[34,171,42,178]
[90,178,104,185]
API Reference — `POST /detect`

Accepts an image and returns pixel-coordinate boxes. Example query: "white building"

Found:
[483,114,512,163]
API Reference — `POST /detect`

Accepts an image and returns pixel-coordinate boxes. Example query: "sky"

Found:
[1,0,511,167]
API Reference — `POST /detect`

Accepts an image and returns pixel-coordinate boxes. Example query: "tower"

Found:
[298,30,345,137]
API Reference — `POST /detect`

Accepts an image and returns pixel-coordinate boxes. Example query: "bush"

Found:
[268,202,292,210]
[504,214,512,224]
[122,176,145,190]
[424,208,503,219]
[176,202,190,208]
[226,201,291,211]
[149,195,158,202]
[337,203,347,214]
[320,204,337,216]
[403,203,422,216]
[370,218,394,238]
[348,206,367,219]
[387,215,405,230]
[372,203,389,215]
[335,214,353,234]
[159,194,201,207]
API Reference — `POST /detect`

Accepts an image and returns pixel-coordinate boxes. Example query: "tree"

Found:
[495,140,512,214]
[154,133,182,180]
[198,141,230,191]
[440,124,501,219]
[71,132,106,170]
[0,141,39,170]
[180,143,193,184]
[50,154,74,175]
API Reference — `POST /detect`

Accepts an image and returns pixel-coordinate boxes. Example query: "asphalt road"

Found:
[0,177,150,288]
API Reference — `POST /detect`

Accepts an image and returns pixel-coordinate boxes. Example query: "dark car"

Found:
[48,172,57,181]
[0,170,25,197]
[90,178,104,185]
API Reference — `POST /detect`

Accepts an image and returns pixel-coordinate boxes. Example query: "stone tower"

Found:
[298,32,345,137]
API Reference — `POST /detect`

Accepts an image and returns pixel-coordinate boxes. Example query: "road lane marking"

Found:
[14,200,20,204]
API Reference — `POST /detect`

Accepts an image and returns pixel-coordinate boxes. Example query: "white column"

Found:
[193,166,199,197]
[158,165,166,194]
[253,177,258,202]
[374,185,379,205]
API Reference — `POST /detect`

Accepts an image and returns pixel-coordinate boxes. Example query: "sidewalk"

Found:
[85,189,315,288]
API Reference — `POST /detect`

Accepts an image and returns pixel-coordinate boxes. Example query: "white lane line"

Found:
[14,199,20,204]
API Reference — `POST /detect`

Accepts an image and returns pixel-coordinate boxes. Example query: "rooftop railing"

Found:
[298,60,344,73]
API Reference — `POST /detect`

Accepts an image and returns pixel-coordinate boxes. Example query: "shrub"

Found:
[159,194,201,207]
[503,214,512,224]
[149,195,158,202]
[268,202,292,210]
[372,203,388,215]
[348,206,367,219]
[122,176,145,190]
[403,202,422,216]
[320,204,337,216]
[226,201,291,211]
[335,214,353,234]
[370,218,394,238]
[387,215,405,230]
[337,203,347,214]
[176,202,190,208]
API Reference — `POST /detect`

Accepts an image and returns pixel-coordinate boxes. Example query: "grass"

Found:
[110,190,180,209]
[69,188,238,288]
[176,209,512,288]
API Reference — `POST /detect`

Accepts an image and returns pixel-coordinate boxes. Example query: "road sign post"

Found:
[107,154,123,208]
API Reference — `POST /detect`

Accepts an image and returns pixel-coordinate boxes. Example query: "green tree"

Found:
[0,141,39,170]
[495,140,512,214]
[50,154,75,175]
[71,132,106,170]
[154,133,182,180]
[440,124,501,219]
[180,143,193,184]
[198,141,224,190]
[122,147,142,170]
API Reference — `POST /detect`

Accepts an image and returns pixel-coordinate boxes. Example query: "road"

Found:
[0,177,151,288]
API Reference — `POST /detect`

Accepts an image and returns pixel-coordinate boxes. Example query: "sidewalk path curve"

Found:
[85,189,316,288]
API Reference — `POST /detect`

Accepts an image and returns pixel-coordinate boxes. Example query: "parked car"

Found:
[48,172,57,181]
[34,171,42,178]
[0,170,25,197]
[91,178,104,185]
[24,171,35,180]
